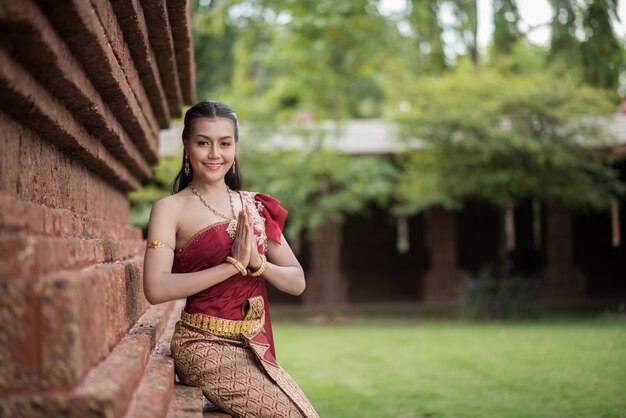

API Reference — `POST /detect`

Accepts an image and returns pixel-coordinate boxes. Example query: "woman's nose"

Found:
[208,143,218,158]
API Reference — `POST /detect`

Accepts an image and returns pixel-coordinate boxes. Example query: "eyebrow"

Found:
[194,134,233,140]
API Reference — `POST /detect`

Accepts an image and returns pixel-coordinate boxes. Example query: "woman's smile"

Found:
[203,162,224,170]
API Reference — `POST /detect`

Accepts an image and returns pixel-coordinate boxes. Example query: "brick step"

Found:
[123,299,183,418]
[166,385,203,418]
[0,300,178,417]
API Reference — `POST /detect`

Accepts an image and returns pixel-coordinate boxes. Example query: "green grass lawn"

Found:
[272,316,626,418]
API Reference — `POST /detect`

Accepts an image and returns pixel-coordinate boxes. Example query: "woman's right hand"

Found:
[231,207,252,267]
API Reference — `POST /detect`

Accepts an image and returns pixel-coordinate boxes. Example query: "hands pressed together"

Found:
[230,205,263,272]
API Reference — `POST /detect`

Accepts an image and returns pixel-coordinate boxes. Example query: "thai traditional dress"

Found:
[169,191,318,418]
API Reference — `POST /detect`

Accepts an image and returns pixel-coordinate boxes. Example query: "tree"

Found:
[406,0,448,74]
[450,0,479,67]
[492,0,522,57]
[191,0,237,99]
[547,0,581,69]
[239,132,398,242]
[580,0,624,91]
[393,68,624,277]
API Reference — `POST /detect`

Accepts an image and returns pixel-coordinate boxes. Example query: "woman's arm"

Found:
[143,198,252,305]
[254,234,306,296]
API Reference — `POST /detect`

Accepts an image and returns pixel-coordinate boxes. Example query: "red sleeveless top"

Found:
[173,192,287,358]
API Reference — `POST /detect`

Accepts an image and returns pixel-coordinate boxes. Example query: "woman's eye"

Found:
[221,142,232,147]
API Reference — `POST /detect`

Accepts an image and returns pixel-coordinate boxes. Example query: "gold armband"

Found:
[226,256,248,276]
[248,255,267,277]
[147,240,172,250]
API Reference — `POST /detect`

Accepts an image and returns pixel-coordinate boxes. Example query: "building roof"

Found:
[160,115,626,157]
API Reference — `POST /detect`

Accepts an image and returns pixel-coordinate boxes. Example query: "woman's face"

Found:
[185,117,236,184]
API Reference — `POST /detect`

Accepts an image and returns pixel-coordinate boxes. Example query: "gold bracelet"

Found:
[248,255,267,277]
[147,240,171,250]
[226,256,248,276]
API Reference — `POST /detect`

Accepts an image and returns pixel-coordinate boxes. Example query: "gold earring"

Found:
[184,155,190,175]
[232,160,236,175]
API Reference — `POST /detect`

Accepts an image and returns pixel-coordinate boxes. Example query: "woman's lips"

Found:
[203,163,223,171]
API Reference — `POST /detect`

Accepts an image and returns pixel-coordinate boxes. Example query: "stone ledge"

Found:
[0,110,131,221]
[0,46,141,192]
[167,0,196,105]
[166,385,203,418]
[0,234,145,278]
[0,259,150,392]
[38,0,160,164]
[123,300,183,417]
[0,193,141,241]
[0,301,179,417]
[112,0,171,128]
[141,0,183,117]
[0,0,152,182]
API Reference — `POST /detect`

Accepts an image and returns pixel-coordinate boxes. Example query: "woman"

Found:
[143,101,318,418]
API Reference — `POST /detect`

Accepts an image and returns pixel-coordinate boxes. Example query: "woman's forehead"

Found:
[190,117,235,136]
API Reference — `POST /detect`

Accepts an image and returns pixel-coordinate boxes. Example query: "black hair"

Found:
[172,101,242,193]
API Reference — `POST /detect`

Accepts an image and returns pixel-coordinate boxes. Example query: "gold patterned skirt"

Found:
[170,296,319,418]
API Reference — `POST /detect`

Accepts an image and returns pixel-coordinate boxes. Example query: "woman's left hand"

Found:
[247,205,263,271]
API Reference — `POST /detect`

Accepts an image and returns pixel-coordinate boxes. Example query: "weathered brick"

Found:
[0,233,147,281]
[0,234,37,280]
[0,280,38,394]
[0,194,27,231]
[0,46,141,192]
[84,172,130,223]
[166,385,204,418]
[91,0,161,132]
[0,300,181,416]
[167,0,196,105]
[111,0,171,128]
[0,192,140,241]
[35,263,149,390]
[141,0,183,117]
[0,0,153,181]
[0,116,20,195]
[0,107,134,222]
[124,301,181,418]
[71,301,178,417]
[39,0,161,164]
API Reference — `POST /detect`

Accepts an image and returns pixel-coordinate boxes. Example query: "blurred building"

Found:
[162,115,626,311]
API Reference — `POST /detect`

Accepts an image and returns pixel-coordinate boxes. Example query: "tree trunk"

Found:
[422,206,465,302]
[540,202,586,301]
[304,220,346,318]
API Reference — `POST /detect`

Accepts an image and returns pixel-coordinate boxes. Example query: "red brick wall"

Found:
[0,0,194,415]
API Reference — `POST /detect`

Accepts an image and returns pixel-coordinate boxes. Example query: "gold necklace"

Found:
[190,183,239,239]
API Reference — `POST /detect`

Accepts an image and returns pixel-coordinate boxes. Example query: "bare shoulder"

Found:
[151,194,180,217]
[149,193,189,230]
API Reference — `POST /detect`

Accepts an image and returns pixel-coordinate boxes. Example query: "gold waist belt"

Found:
[180,310,264,337]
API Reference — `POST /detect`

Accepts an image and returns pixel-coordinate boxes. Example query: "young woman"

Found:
[143,101,318,418]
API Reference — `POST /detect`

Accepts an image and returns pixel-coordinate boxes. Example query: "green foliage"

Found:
[191,0,237,99]
[547,0,581,70]
[407,0,448,73]
[449,0,479,66]
[128,156,183,231]
[257,0,394,119]
[492,0,522,57]
[547,0,625,92]
[580,0,625,91]
[240,133,398,240]
[392,68,624,214]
